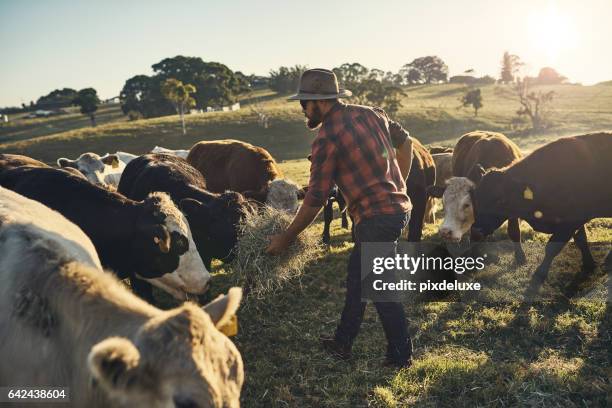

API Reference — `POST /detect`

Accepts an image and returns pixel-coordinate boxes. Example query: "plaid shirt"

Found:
[303,102,412,224]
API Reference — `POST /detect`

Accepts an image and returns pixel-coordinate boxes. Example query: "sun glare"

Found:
[527,2,577,65]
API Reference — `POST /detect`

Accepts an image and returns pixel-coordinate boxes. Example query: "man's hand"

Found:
[265,231,294,255]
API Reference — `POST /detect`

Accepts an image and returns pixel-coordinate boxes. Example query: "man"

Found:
[265,68,414,368]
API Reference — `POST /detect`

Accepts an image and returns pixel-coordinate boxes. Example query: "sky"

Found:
[1,0,611,107]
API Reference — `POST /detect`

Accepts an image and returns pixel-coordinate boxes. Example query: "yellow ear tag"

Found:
[523,187,534,200]
[219,315,238,337]
[111,160,119,169]
[534,210,543,219]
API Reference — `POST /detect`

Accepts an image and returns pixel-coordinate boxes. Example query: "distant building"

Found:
[103,96,121,104]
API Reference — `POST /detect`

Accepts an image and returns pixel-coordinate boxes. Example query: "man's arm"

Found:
[266,132,337,255]
[265,203,322,255]
[395,136,413,181]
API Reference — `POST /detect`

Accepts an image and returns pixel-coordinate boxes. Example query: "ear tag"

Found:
[112,160,119,169]
[523,187,534,200]
[534,210,543,219]
[219,315,238,337]
[154,236,160,244]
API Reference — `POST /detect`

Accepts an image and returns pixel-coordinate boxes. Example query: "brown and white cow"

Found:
[473,132,612,278]
[428,131,526,263]
[187,139,303,214]
[0,187,244,407]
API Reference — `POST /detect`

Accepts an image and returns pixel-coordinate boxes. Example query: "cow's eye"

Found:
[171,232,189,255]
[463,203,471,210]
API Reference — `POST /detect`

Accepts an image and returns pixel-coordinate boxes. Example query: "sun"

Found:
[527,2,577,65]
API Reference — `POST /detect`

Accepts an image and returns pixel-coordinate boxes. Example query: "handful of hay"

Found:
[228,206,321,298]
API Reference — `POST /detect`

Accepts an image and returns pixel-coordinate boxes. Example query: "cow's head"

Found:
[133,193,210,300]
[88,288,244,408]
[472,167,538,224]
[57,153,121,186]
[431,177,477,242]
[180,192,252,263]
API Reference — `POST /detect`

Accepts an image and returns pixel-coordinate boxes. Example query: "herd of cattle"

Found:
[0,131,610,406]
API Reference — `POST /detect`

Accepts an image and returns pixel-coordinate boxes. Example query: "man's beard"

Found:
[306,104,323,129]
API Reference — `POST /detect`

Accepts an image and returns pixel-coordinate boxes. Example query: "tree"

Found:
[332,62,406,114]
[73,88,100,126]
[161,78,196,135]
[514,77,555,131]
[36,88,78,109]
[120,74,174,118]
[400,56,449,85]
[500,52,523,84]
[151,56,247,108]
[460,88,483,116]
[269,65,307,94]
[536,67,567,85]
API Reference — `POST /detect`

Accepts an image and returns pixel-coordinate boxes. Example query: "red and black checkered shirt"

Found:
[303,102,412,224]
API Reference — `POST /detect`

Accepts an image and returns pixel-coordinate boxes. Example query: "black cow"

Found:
[118,154,253,269]
[472,132,612,280]
[0,166,209,302]
[321,186,352,245]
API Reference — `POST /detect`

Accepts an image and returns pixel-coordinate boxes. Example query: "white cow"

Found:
[151,146,190,159]
[0,186,244,407]
[57,151,137,187]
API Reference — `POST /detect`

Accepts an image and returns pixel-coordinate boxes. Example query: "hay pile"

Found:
[228,206,321,298]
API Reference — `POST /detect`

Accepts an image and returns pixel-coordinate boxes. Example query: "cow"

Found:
[0,166,209,302]
[151,145,190,159]
[0,153,87,179]
[118,154,254,270]
[57,151,137,187]
[472,132,612,279]
[427,131,526,264]
[424,152,453,223]
[0,187,244,407]
[404,136,436,241]
[187,139,303,214]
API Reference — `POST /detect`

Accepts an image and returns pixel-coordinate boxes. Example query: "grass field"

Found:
[2,83,612,163]
[198,157,610,407]
[1,84,611,407]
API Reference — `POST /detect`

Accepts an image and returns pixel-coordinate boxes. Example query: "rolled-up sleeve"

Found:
[372,106,409,148]
[303,135,337,208]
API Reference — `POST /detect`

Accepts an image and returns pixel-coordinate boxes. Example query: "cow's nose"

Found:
[440,227,460,243]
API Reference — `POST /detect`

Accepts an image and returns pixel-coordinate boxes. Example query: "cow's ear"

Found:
[307,154,312,162]
[202,287,242,329]
[88,337,140,391]
[101,154,120,168]
[469,163,487,183]
[426,185,446,198]
[57,158,75,168]
[180,198,203,215]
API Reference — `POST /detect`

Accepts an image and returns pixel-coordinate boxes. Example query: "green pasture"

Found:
[2,83,612,163]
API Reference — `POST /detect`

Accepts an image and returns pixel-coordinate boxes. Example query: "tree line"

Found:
[2,52,574,132]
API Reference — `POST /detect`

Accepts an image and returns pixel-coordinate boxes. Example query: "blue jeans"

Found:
[335,212,412,362]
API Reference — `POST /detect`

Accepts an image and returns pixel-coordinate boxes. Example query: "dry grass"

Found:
[228,206,322,299]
